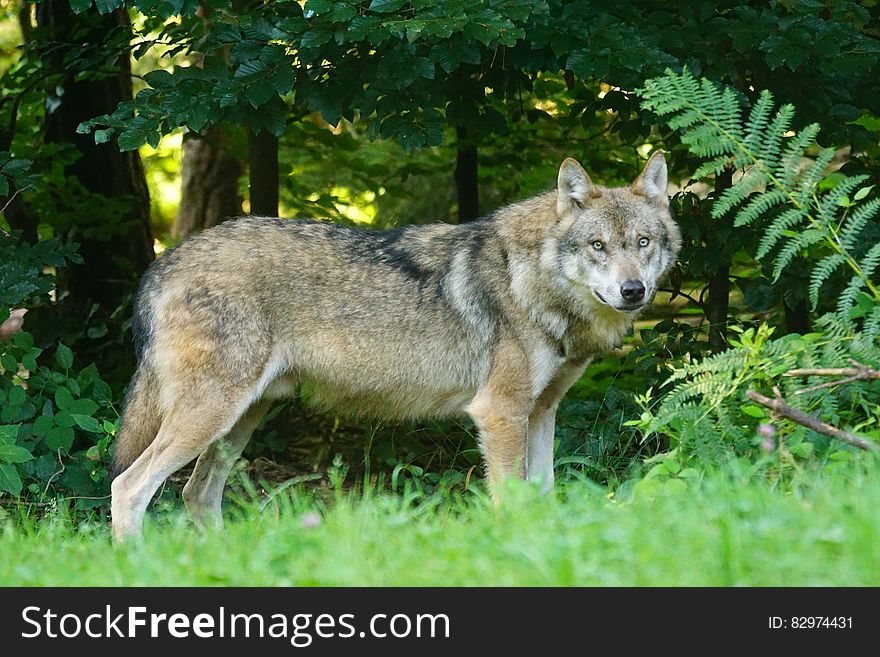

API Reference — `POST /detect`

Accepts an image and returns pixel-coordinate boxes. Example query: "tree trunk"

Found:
[248,129,279,217]
[174,127,242,240]
[454,126,479,222]
[38,2,153,309]
[706,165,734,353]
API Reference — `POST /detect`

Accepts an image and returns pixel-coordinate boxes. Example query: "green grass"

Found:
[2,467,879,586]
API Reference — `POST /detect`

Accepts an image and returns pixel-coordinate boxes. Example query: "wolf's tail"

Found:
[110,366,161,479]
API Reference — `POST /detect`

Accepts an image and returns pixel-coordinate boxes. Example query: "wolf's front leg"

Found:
[468,392,529,497]
[526,361,590,493]
[526,408,556,493]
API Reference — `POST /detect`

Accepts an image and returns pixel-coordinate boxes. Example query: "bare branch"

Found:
[0,183,34,234]
[784,360,880,395]
[745,389,877,452]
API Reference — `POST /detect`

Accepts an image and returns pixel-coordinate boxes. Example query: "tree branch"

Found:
[745,389,877,452]
[784,359,880,395]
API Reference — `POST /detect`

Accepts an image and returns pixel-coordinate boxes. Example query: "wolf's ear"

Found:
[557,158,599,216]
[632,151,669,206]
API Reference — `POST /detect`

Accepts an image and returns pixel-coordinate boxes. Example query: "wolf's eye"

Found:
[638,237,650,248]
[592,240,604,251]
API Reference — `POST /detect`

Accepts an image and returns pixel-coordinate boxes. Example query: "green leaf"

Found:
[32,415,54,436]
[144,69,175,89]
[45,426,74,451]
[7,385,25,405]
[246,80,275,109]
[329,2,357,22]
[95,128,115,144]
[1,353,17,372]
[86,325,108,339]
[0,444,33,464]
[369,0,406,12]
[741,405,766,418]
[300,28,332,49]
[413,57,435,80]
[102,420,117,434]
[0,425,16,444]
[54,411,76,428]
[69,0,93,13]
[854,185,874,201]
[117,130,149,152]
[55,342,73,370]
[0,463,22,496]
[54,386,74,411]
[305,0,332,12]
[789,442,814,458]
[234,60,269,79]
[72,415,103,433]
[94,0,123,14]
[70,398,100,416]
[12,331,33,349]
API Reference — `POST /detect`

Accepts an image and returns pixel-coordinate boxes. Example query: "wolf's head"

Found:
[551,152,681,314]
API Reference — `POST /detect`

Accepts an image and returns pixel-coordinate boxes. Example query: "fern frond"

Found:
[740,91,774,163]
[692,155,733,180]
[809,253,847,309]
[712,168,766,218]
[762,104,795,166]
[638,69,880,327]
[817,175,870,224]
[859,241,880,280]
[755,206,810,259]
[772,229,825,281]
[840,197,880,251]
[733,188,787,227]
[862,305,880,339]
[794,148,834,203]
[776,123,820,188]
[837,275,866,329]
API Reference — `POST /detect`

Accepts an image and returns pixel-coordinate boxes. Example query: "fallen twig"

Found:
[784,359,880,395]
[745,389,877,452]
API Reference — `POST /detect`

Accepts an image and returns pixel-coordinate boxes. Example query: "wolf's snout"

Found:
[620,279,646,302]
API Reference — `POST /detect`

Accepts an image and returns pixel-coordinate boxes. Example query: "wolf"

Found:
[110,151,680,540]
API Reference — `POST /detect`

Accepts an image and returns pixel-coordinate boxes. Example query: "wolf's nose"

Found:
[620,280,646,302]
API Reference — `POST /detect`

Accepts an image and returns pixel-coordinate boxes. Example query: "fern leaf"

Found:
[762,104,795,166]
[808,253,847,309]
[772,228,825,281]
[862,305,880,339]
[776,124,820,188]
[817,174,869,224]
[794,148,834,204]
[837,275,866,329]
[741,90,774,160]
[712,168,765,218]
[840,197,880,251]
[693,155,733,180]
[860,241,880,279]
[733,188,787,227]
[756,206,810,259]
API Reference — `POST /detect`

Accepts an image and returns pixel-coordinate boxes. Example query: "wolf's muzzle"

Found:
[620,279,646,303]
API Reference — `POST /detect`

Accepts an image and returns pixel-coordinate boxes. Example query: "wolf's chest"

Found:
[561,312,632,361]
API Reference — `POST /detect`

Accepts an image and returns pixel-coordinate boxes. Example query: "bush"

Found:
[0,233,116,511]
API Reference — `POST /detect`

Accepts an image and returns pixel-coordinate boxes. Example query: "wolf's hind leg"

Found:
[111,397,252,542]
[182,398,271,529]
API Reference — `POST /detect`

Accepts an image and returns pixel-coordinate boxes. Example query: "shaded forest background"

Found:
[1,0,879,512]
